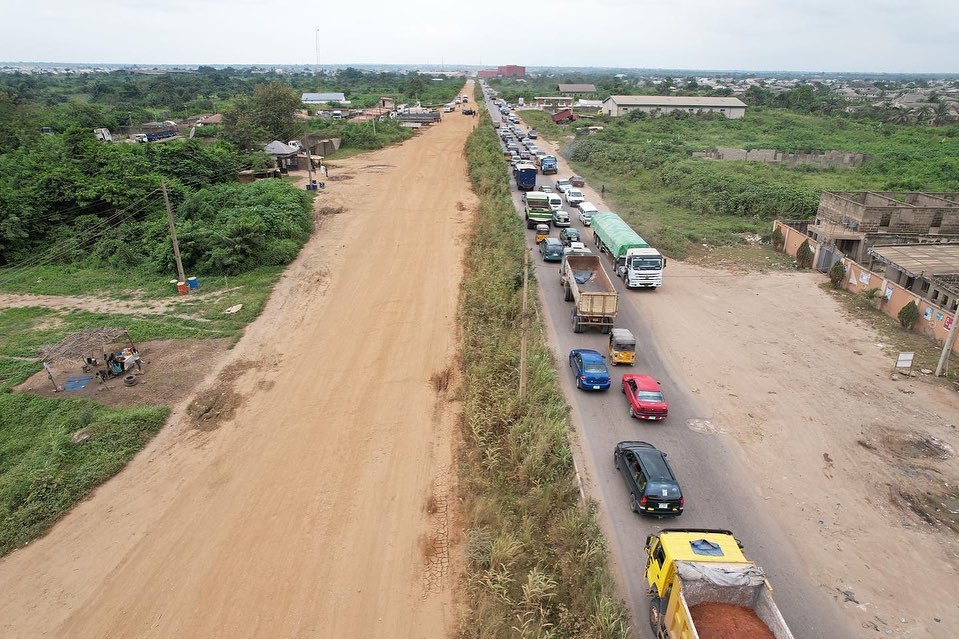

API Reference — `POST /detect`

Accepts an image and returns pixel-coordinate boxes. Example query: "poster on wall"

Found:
[947,315,954,330]
[859,271,872,286]
[936,312,944,321]
[924,306,933,321]
[885,286,894,300]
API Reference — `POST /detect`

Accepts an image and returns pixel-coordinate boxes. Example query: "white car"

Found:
[555,179,572,194]
[565,189,585,206]
[578,202,598,226]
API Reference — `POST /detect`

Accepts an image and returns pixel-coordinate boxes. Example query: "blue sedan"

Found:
[569,349,611,391]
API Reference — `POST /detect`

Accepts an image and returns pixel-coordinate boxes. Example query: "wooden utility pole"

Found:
[162,181,186,283]
[935,312,958,376]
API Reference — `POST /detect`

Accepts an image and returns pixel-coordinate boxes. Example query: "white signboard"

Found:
[895,352,915,369]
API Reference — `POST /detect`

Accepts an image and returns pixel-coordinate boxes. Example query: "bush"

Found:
[898,300,920,329]
[772,227,785,251]
[828,260,846,288]
[147,179,313,276]
[796,239,814,268]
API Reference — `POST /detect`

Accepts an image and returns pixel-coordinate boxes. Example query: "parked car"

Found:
[539,237,564,261]
[555,179,572,194]
[552,210,570,227]
[565,189,585,205]
[559,227,580,246]
[568,349,611,391]
[621,374,668,420]
[569,175,585,188]
[613,441,684,516]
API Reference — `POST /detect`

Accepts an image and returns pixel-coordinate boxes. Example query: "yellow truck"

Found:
[645,528,794,639]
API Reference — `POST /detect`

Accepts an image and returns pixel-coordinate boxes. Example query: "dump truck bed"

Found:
[667,562,794,639]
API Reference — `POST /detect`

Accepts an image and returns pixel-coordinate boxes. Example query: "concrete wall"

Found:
[772,221,959,355]
[693,148,865,168]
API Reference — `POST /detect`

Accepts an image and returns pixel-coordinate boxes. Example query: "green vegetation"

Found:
[0,392,168,555]
[898,300,920,329]
[828,261,846,289]
[460,104,628,637]
[521,108,959,258]
[0,67,463,146]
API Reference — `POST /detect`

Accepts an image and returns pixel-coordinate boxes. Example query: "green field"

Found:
[521,108,959,258]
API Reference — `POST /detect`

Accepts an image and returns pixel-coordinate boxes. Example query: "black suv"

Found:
[613,441,684,516]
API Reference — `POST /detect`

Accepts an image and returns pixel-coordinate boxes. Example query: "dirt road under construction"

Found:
[0,85,479,638]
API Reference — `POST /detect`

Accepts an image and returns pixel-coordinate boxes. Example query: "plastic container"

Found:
[169,279,180,294]
[187,276,199,290]
[176,281,188,295]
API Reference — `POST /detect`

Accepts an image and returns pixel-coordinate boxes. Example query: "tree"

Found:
[251,82,303,141]
[222,96,266,151]
[656,78,674,96]
[771,227,785,251]
[930,101,954,126]
[796,240,814,269]
[886,107,911,124]
[898,300,919,330]
[828,261,846,289]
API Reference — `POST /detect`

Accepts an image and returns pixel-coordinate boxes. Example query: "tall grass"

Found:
[459,100,629,638]
[0,393,168,555]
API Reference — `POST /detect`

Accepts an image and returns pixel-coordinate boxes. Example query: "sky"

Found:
[1,0,957,73]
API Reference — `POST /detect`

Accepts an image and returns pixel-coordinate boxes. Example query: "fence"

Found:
[772,221,958,355]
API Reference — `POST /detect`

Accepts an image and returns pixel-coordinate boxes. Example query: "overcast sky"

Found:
[1,0,956,73]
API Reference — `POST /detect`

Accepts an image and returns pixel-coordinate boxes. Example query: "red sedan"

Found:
[621,374,668,421]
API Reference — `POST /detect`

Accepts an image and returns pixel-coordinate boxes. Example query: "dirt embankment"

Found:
[638,262,959,639]
[0,83,478,637]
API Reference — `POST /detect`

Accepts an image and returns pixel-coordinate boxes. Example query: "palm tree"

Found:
[914,106,933,124]
[930,101,954,126]
[886,107,911,124]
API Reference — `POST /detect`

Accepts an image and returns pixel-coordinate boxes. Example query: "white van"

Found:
[547,195,563,211]
[578,202,598,226]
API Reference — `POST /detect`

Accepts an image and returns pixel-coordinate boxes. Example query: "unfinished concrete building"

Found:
[866,244,959,313]
[810,192,959,263]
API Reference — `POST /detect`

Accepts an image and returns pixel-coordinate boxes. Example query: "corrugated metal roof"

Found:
[263,140,297,155]
[558,83,596,93]
[604,95,747,108]
[301,92,346,102]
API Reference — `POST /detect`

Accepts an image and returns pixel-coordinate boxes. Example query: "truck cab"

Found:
[620,248,667,288]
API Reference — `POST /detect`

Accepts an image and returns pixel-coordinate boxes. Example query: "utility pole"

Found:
[162,180,186,284]
[935,311,958,376]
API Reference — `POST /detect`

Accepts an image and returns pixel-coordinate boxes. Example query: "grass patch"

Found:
[0,393,169,556]
[827,285,959,379]
[458,96,628,637]
[523,108,959,263]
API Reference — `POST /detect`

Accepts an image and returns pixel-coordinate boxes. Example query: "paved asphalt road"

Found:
[481,86,856,639]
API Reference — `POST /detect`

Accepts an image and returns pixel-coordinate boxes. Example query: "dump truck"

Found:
[645,528,795,639]
[524,191,553,229]
[514,163,538,192]
[560,254,618,333]
[538,155,558,174]
[590,211,666,289]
